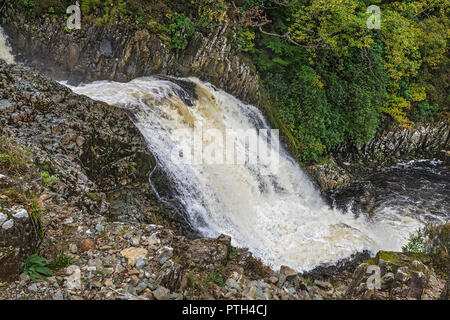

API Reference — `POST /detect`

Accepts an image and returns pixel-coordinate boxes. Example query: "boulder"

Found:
[0,207,38,282]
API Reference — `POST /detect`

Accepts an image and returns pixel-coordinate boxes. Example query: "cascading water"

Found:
[65,76,438,272]
[0,26,15,64]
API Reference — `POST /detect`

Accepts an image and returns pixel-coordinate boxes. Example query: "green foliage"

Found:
[21,0,34,8]
[206,271,225,287]
[410,100,438,123]
[168,13,196,50]
[11,0,448,164]
[237,28,256,52]
[0,136,33,176]
[254,33,386,162]
[40,171,58,189]
[402,230,426,254]
[50,252,76,269]
[81,0,128,25]
[24,254,53,281]
[239,0,447,162]
[195,0,228,29]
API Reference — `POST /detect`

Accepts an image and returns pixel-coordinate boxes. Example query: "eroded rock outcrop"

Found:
[3,14,261,106]
[334,121,450,172]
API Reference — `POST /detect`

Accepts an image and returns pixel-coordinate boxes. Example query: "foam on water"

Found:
[0,26,15,64]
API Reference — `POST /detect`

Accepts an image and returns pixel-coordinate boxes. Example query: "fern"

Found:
[24,254,53,281]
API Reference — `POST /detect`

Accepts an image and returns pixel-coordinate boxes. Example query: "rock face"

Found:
[333,121,450,171]
[4,15,261,106]
[345,251,447,300]
[305,162,354,191]
[0,60,180,225]
[0,206,39,282]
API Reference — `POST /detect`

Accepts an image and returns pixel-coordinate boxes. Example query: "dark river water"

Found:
[328,160,449,232]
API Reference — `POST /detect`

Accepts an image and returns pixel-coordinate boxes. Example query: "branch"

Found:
[258,27,325,49]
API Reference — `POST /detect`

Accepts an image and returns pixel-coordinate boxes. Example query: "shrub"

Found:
[40,171,58,189]
[402,230,426,254]
[168,13,196,50]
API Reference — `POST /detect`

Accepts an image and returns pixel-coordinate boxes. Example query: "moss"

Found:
[85,191,101,202]
[378,251,400,263]
[258,83,298,158]
[364,257,377,265]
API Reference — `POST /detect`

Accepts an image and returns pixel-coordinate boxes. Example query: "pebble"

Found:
[2,219,14,230]
[12,208,28,219]
[54,291,64,300]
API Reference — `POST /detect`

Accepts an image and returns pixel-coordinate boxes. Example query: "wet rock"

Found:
[306,163,353,191]
[4,17,262,107]
[280,265,297,280]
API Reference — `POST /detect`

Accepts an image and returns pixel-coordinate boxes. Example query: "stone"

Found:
[225,278,242,292]
[95,224,105,233]
[153,286,170,300]
[395,267,410,283]
[411,260,426,272]
[314,280,333,291]
[381,272,395,290]
[28,283,37,291]
[120,247,148,266]
[75,136,85,147]
[243,286,257,300]
[2,219,14,230]
[280,265,297,280]
[65,265,82,290]
[136,282,148,294]
[0,212,7,224]
[135,257,146,269]
[131,236,140,246]
[19,273,30,282]
[79,239,95,252]
[12,208,28,219]
[277,274,286,288]
[69,243,78,254]
[104,279,113,287]
[54,291,64,300]
[408,271,426,299]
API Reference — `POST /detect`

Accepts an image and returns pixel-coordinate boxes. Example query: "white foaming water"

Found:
[67,77,424,271]
[0,26,15,64]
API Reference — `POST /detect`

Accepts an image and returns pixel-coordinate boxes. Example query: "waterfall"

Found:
[0,26,15,64]
[66,76,424,271]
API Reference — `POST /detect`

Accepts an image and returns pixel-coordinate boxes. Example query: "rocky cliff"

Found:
[3,13,261,106]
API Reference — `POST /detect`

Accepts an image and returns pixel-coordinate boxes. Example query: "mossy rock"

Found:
[365,251,432,269]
